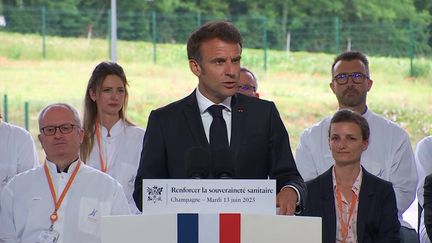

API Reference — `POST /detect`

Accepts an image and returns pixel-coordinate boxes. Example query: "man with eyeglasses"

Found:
[0,103,130,243]
[238,67,259,98]
[295,51,418,242]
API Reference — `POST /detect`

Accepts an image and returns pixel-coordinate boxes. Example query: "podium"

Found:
[101,213,321,243]
[102,179,321,242]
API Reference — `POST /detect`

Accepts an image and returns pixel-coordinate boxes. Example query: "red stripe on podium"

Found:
[220,213,240,243]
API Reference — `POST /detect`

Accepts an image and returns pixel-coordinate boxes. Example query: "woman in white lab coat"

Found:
[81,61,145,213]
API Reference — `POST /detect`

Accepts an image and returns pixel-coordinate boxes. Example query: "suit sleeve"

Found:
[133,111,168,211]
[424,174,432,241]
[300,181,316,217]
[268,102,306,210]
[376,184,401,243]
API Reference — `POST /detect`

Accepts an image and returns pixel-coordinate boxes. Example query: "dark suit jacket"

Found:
[302,166,400,243]
[133,91,306,211]
[423,173,432,240]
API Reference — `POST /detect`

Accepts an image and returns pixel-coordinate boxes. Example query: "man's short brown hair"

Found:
[331,51,370,77]
[187,20,242,64]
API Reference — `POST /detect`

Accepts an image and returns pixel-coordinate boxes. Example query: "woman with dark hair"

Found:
[81,61,145,213]
[302,109,400,243]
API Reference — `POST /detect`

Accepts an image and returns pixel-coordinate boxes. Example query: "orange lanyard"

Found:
[44,160,81,227]
[95,122,107,173]
[336,188,358,243]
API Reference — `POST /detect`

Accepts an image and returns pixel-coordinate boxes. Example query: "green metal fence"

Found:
[0,5,430,73]
[1,94,30,131]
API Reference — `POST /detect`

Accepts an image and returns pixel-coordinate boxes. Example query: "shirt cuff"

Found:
[281,185,301,213]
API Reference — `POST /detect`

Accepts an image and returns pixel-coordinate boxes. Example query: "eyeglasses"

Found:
[332,72,369,85]
[40,124,78,136]
[238,84,256,92]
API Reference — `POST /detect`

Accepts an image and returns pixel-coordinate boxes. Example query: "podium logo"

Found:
[146,185,163,203]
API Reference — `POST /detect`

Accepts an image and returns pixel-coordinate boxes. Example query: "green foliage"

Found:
[2,6,40,34]
[0,0,430,57]
[411,59,432,77]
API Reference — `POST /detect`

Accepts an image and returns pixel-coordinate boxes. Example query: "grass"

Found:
[0,31,432,158]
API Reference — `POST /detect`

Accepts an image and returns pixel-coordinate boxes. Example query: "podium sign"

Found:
[101,214,322,243]
[142,179,276,215]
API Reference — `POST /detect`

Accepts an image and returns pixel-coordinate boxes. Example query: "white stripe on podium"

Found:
[198,214,219,243]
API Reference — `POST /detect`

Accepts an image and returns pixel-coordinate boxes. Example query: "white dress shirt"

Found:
[415,136,432,243]
[333,167,362,243]
[196,87,232,144]
[0,160,130,243]
[86,119,145,214]
[0,121,38,194]
[295,108,417,228]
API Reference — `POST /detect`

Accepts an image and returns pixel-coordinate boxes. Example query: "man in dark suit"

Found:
[423,173,432,241]
[302,109,400,243]
[133,20,306,215]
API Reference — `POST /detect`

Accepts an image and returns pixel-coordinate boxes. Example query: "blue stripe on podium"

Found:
[178,213,198,243]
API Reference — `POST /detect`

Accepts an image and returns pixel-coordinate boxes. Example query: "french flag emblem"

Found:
[177,213,240,243]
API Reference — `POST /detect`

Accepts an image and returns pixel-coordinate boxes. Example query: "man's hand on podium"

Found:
[276,187,298,215]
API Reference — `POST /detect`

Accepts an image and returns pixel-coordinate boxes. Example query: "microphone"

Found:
[211,148,235,179]
[185,147,211,179]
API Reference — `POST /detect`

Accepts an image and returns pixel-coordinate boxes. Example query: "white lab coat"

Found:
[0,122,38,194]
[0,160,131,243]
[86,120,145,213]
[415,136,432,243]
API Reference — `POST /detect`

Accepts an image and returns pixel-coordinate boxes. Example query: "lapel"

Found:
[183,90,209,148]
[230,94,246,162]
[319,167,337,243]
[357,168,374,243]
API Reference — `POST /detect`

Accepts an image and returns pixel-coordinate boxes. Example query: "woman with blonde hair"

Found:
[81,61,145,213]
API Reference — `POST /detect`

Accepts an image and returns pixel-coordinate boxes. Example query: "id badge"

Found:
[36,229,60,243]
